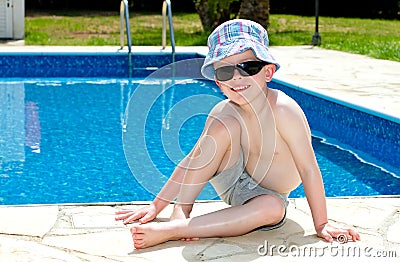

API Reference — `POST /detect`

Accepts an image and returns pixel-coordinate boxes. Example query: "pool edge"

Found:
[272,77,400,125]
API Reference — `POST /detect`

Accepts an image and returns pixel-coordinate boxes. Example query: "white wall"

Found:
[12,0,24,39]
[0,0,24,39]
[0,0,13,38]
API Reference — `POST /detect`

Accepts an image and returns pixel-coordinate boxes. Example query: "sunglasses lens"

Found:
[238,61,266,76]
[215,61,268,81]
[215,66,234,81]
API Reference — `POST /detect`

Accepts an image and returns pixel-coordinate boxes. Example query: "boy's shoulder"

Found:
[203,100,242,133]
[209,99,239,117]
[271,89,302,115]
[271,89,306,125]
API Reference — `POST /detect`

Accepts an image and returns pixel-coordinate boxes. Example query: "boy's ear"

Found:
[265,64,276,81]
[214,79,222,88]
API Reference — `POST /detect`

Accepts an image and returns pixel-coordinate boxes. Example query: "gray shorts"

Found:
[209,149,289,231]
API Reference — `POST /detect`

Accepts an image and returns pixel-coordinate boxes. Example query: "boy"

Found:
[115,19,360,249]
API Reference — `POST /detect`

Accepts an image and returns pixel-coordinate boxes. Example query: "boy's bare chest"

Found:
[240,113,277,164]
[240,115,296,187]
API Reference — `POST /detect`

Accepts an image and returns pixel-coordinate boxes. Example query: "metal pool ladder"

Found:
[120,0,132,76]
[162,0,176,63]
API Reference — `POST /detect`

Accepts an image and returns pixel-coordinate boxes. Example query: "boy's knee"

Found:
[256,194,286,225]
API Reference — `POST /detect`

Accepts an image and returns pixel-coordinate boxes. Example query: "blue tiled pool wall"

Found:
[0,53,203,78]
[1,53,398,173]
[269,80,400,174]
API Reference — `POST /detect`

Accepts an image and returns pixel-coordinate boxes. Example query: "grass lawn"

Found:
[25,11,400,62]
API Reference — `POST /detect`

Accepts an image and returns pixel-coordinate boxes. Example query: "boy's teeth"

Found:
[232,86,248,91]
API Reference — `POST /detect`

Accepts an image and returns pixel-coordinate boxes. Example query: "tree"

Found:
[238,0,270,27]
[194,0,240,31]
[194,0,270,32]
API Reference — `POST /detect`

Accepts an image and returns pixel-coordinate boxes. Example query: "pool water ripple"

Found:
[0,78,398,205]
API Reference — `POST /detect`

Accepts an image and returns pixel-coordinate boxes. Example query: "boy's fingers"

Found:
[324,233,333,243]
[332,229,360,243]
[115,209,137,220]
[115,208,150,223]
[115,210,129,214]
[115,208,135,215]
[348,229,361,241]
[138,213,153,224]
[124,212,145,224]
[318,230,333,242]
[115,213,132,221]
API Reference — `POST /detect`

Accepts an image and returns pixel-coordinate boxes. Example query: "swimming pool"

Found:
[0,52,399,205]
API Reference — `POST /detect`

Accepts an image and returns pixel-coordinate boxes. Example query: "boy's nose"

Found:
[232,68,243,80]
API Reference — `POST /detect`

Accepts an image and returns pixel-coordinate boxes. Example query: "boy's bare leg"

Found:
[131,193,285,249]
[129,116,284,249]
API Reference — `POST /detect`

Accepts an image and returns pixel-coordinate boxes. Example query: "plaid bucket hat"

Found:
[201,19,280,80]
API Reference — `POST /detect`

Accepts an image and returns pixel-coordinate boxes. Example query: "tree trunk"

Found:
[238,0,270,27]
[194,0,213,31]
[194,0,240,31]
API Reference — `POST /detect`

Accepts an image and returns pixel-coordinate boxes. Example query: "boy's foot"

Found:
[131,221,182,249]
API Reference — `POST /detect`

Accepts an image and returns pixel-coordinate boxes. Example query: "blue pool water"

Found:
[1,77,399,205]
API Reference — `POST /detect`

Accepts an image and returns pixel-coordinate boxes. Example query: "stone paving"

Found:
[0,198,399,261]
[0,45,399,261]
[270,46,400,121]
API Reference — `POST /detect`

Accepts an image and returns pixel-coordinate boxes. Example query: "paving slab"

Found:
[270,46,400,120]
[0,198,399,261]
[387,219,400,244]
[0,236,82,262]
[0,205,58,237]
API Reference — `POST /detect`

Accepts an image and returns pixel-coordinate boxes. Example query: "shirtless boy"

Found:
[116,19,360,249]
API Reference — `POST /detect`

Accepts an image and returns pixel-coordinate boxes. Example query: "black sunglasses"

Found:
[214,61,269,81]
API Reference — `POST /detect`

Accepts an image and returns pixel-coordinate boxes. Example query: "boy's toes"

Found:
[133,234,144,241]
[134,240,145,249]
[131,225,144,233]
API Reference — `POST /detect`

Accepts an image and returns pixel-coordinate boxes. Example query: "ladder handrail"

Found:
[120,0,132,53]
[162,0,176,62]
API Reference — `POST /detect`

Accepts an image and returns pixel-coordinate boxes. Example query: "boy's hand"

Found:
[316,223,361,243]
[115,203,157,225]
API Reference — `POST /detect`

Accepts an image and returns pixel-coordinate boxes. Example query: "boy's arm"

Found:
[115,162,188,224]
[115,112,213,225]
[115,128,212,224]
[276,94,360,242]
[116,106,232,224]
[276,99,328,230]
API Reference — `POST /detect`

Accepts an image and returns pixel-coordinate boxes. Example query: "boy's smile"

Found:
[230,84,251,92]
[213,50,271,106]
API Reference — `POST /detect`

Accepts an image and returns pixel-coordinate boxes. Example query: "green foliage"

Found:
[206,0,239,17]
[194,0,240,30]
[268,15,400,61]
[24,12,400,62]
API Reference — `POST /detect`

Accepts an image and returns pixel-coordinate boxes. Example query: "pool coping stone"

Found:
[0,197,399,261]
